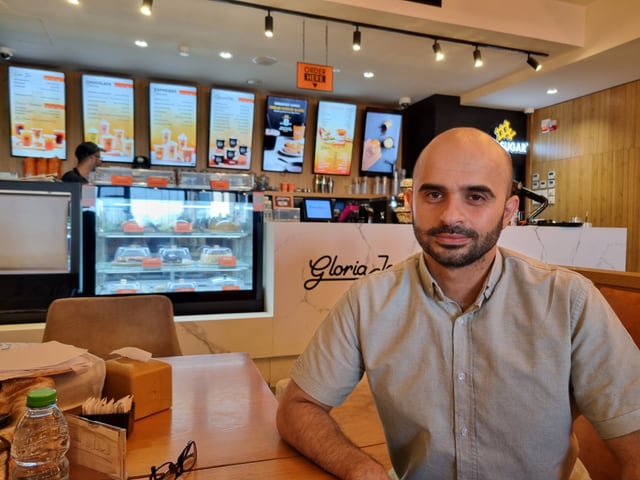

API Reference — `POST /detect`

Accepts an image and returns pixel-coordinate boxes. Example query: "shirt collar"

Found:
[416,248,505,308]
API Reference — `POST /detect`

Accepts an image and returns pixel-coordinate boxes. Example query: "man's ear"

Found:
[503,194,520,226]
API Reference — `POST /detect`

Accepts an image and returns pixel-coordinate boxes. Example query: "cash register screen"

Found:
[303,198,333,222]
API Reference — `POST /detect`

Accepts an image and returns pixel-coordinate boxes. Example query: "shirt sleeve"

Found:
[570,281,640,439]
[289,286,365,407]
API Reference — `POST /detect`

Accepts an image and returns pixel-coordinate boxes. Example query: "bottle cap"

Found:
[26,388,57,408]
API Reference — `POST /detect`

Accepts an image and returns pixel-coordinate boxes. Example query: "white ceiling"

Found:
[1,0,639,111]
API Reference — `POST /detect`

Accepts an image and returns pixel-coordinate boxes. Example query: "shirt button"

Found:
[457,372,466,381]
[461,427,468,437]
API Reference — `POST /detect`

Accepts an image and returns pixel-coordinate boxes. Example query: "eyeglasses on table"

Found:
[149,440,197,480]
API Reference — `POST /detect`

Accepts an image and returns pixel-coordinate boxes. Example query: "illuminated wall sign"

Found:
[494,119,529,155]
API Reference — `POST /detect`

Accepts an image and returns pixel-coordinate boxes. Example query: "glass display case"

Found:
[83,182,264,315]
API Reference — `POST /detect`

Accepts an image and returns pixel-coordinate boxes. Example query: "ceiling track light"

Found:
[208,1,549,65]
[527,54,542,71]
[140,0,153,16]
[352,25,361,51]
[264,10,274,38]
[432,40,444,61]
[473,46,483,68]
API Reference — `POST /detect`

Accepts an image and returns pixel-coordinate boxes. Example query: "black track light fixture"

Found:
[473,46,483,67]
[527,54,542,71]
[352,25,361,51]
[432,40,444,61]
[264,10,274,38]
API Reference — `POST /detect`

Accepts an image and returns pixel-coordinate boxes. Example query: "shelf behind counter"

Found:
[262,191,390,223]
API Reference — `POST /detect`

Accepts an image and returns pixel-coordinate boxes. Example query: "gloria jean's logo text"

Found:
[304,254,393,290]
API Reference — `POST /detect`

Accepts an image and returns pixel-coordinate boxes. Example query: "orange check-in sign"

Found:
[297,62,333,92]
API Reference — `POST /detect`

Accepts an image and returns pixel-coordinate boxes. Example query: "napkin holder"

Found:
[81,402,135,437]
[102,358,171,420]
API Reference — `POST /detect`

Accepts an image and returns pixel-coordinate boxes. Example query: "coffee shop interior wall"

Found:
[0,64,395,198]
[528,78,640,272]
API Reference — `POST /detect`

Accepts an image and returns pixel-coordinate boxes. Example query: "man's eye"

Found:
[468,194,486,202]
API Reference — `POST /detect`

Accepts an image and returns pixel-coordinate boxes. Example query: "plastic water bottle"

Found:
[11,388,70,480]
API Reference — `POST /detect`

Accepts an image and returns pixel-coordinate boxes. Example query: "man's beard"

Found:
[413,217,504,268]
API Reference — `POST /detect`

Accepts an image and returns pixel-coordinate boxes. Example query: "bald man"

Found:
[277,127,640,479]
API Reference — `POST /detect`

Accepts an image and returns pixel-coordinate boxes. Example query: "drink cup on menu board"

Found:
[15,122,25,136]
[178,133,188,151]
[162,128,172,144]
[32,127,43,145]
[229,137,238,148]
[114,129,125,150]
[154,144,165,161]
[293,125,305,140]
[216,139,225,149]
[123,139,134,157]
[21,130,33,147]
[167,141,178,160]
[99,119,110,136]
[54,129,65,145]
[87,128,99,144]
[264,128,280,150]
[182,147,194,163]
[44,134,56,151]
[102,134,114,152]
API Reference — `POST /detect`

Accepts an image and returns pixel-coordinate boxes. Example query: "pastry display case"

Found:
[82,180,263,315]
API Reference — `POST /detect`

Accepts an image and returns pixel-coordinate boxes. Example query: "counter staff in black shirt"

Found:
[61,141,105,183]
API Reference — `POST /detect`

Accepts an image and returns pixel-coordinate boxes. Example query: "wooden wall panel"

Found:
[530,80,640,272]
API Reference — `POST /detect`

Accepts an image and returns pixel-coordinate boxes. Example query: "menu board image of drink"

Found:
[360,109,403,175]
[82,74,134,163]
[313,100,357,175]
[262,96,308,174]
[208,89,255,170]
[8,66,67,159]
[150,82,197,167]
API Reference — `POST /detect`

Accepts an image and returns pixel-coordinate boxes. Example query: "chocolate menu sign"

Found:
[8,66,67,159]
[82,74,135,164]
[208,89,255,170]
[149,82,197,167]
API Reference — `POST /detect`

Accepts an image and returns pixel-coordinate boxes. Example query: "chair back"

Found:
[43,295,182,359]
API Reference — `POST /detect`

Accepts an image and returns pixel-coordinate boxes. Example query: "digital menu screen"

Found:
[360,108,403,175]
[82,74,135,163]
[313,100,357,175]
[262,96,308,173]
[149,82,197,167]
[208,89,255,170]
[8,66,67,159]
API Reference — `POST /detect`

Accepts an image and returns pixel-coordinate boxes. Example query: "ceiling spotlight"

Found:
[134,39,148,48]
[219,51,233,59]
[432,40,444,61]
[67,0,80,5]
[547,87,558,95]
[352,26,361,52]
[140,0,152,16]
[473,46,483,68]
[264,10,274,38]
[527,54,542,71]
[178,46,190,57]
[363,71,374,79]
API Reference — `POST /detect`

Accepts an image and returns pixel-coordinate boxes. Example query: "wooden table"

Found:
[72,352,389,479]
[125,353,299,478]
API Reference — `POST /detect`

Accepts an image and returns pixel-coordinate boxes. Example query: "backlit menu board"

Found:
[208,89,255,170]
[262,96,308,173]
[8,66,67,159]
[360,108,403,175]
[149,82,197,167]
[82,74,135,163]
[313,100,357,175]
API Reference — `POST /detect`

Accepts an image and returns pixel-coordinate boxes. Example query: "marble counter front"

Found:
[499,225,626,271]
